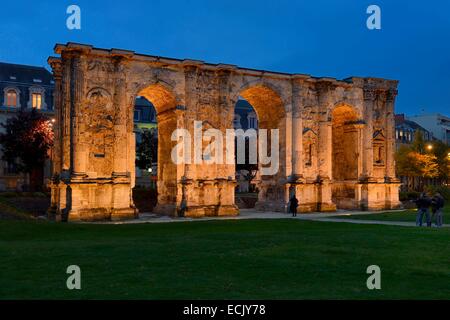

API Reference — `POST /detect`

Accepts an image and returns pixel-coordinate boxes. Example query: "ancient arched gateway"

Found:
[47,42,401,221]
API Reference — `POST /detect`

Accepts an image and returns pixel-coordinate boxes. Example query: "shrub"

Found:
[399,191,420,201]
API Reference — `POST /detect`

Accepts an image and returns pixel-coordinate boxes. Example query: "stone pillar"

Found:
[61,54,72,174]
[291,79,304,182]
[318,121,333,180]
[215,66,238,216]
[70,54,87,177]
[316,81,336,212]
[111,54,137,220]
[47,58,63,220]
[48,58,63,176]
[385,88,401,209]
[385,89,397,180]
[356,124,364,178]
[112,56,130,177]
[362,88,375,180]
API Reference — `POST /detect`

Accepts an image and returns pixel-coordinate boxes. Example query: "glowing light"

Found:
[426,144,433,150]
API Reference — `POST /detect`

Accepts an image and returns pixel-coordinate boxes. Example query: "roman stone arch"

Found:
[47,43,402,221]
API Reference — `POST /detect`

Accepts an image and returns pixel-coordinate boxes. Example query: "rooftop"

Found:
[0,61,53,85]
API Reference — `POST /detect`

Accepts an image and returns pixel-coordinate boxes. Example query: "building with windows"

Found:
[395,114,433,149]
[0,62,55,190]
[407,113,450,145]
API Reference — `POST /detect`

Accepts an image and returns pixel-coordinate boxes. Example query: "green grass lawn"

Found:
[1,219,449,299]
[336,205,450,223]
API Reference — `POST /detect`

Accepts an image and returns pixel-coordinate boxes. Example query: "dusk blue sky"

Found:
[1,0,449,115]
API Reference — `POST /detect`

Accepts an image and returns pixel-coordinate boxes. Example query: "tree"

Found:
[135,129,157,171]
[411,130,426,153]
[395,132,441,191]
[0,109,54,191]
[430,139,450,182]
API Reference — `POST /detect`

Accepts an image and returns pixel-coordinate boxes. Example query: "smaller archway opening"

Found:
[331,104,359,181]
[331,104,362,209]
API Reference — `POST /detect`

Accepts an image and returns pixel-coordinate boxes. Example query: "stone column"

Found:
[61,53,72,174]
[316,81,333,181]
[356,124,364,178]
[110,54,137,220]
[385,89,397,180]
[112,56,130,177]
[315,81,336,211]
[290,78,305,182]
[362,88,376,180]
[216,65,238,216]
[318,121,333,180]
[47,58,63,219]
[70,54,87,177]
[48,58,63,176]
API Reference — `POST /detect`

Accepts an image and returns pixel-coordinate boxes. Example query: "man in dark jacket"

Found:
[415,193,432,227]
[289,195,299,217]
[431,192,445,227]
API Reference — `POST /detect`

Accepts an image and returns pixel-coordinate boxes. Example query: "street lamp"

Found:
[426,144,433,151]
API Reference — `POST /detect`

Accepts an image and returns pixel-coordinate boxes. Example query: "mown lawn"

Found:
[337,205,450,223]
[0,218,449,300]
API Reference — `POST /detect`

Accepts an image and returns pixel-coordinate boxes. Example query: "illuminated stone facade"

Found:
[48,42,401,221]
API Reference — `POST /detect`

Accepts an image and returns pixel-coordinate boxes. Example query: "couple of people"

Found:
[415,192,445,227]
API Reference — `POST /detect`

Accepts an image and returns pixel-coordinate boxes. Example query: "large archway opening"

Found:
[132,84,178,214]
[233,85,286,211]
[331,104,360,208]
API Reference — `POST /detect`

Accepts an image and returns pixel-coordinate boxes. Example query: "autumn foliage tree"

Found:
[395,131,445,191]
[0,109,54,191]
[135,129,157,171]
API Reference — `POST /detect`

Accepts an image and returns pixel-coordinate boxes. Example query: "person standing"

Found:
[431,192,445,227]
[415,193,432,227]
[290,195,299,217]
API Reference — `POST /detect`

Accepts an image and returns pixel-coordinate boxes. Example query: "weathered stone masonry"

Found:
[48,42,401,221]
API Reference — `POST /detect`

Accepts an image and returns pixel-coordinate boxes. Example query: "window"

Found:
[233,114,241,129]
[28,86,46,109]
[247,113,258,129]
[249,117,255,129]
[32,93,42,109]
[306,143,312,166]
[134,110,141,121]
[6,90,17,107]
[4,161,18,175]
